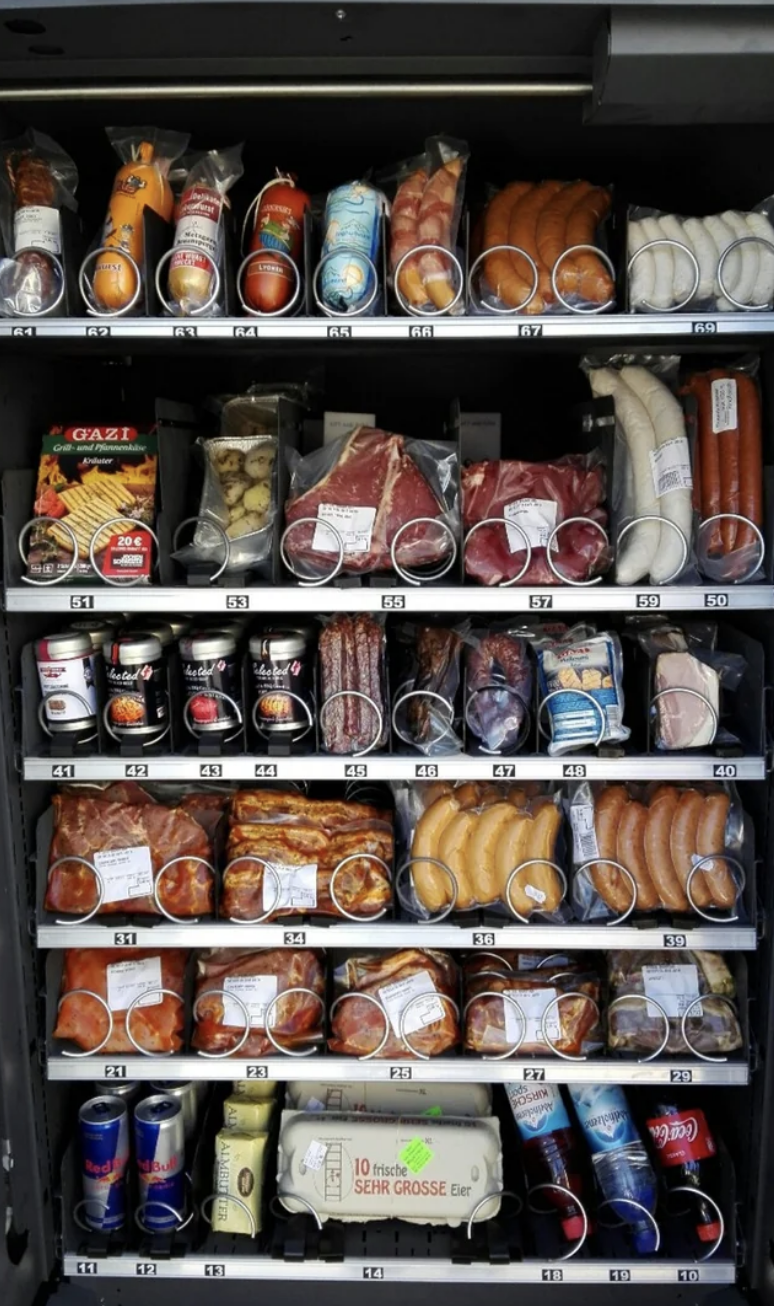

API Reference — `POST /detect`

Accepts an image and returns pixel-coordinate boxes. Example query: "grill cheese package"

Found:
[285,1081,492,1117]
[277,1111,502,1225]
[26,424,158,583]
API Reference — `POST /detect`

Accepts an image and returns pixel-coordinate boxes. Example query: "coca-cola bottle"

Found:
[645,1099,723,1245]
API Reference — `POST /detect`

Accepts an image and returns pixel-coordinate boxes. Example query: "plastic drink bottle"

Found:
[568,1084,659,1253]
[506,1082,588,1241]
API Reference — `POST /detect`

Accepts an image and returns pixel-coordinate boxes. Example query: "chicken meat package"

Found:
[192,947,326,1057]
[0,127,78,316]
[464,625,534,754]
[568,781,746,921]
[329,949,461,1059]
[471,179,615,315]
[585,358,695,585]
[463,953,603,1058]
[536,625,629,756]
[53,947,187,1054]
[394,781,567,921]
[283,427,458,580]
[277,1110,502,1225]
[391,621,466,756]
[462,451,609,586]
[682,363,765,583]
[386,135,468,316]
[627,202,774,313]
[606,949,743,1058]
[631,619,747,751]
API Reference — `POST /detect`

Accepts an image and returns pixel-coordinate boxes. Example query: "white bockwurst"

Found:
[589,367,660,584]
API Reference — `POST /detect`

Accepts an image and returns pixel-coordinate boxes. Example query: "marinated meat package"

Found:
[386,135,469,316]
[391,622,465,755]
[329,949,460,1059]
[43,792,215,918]
[223,788,393,921]
[0,127,78,316]
[462,454,609,586]
[472,180,614,315]
[606,950,743,1057]
[25,423,158,584]
[683,364,764,582]
[192,948,325,1057]
[631,620,747,751]
[463,955,603,1058]
[537,626,629,756]
[569,782,744,920]
[465,626,533,754]
[395,782,565,919]
[319,615,389,755]
[53,947,187,1054]
[283,428,458,580]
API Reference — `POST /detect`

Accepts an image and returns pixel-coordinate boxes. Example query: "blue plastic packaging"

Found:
[568,1083,659,1253]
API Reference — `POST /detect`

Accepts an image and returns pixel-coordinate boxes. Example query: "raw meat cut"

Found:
[192,948,325,1056]
[654,651,720,749]
[284,428,452,575]
[44,793,214,917]
[329,948,460,1059]
[463,456,608,585]
[53,948,187,1054]
[395,623,464,752]
[466,632,532,753]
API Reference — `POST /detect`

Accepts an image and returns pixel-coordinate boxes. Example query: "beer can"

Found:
[134,1095,186,1231]
[79,1095,129,1232]
[149,1081,198,1140]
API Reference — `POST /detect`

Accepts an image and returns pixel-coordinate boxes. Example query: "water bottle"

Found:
[568,1084,658,1253]
[505,1082,588,1242]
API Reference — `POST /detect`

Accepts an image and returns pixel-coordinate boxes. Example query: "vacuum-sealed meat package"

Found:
[606,949,743,1056]
[53,947,187,1054]
[192,948,325,1057]
[329,949,460,1059]
[391,622,465,755]
[160,143,243,316]
[465,627,533,753]
[318,614,389,755]
[631,619,747,751]
[386,135,468,315]
[0,127,78,316]
[463,956,603,1058]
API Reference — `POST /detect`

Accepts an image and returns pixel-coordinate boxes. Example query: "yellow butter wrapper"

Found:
[233,1079,277,1101]
[224,1095,274,1134]
[212,1130,268,1235]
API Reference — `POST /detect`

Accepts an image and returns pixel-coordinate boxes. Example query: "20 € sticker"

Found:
[399,1138,434,1173]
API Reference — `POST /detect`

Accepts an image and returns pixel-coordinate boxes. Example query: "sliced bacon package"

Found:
[43,792,215,918]
[329,948,460,1059]
[462,453,610,586]
[192,947,325,1057]
[53,947,187,1054]
[283,427,459,581]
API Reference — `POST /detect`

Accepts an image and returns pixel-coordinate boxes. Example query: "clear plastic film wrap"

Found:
[328,949,461,1059]
[462,451,610,586]
[536,624,629,756]
[159,143,243,317]
[464,624,533,754]
[627,201,774,313]
[385,135,469,316]
[317,180,385,316]
[583,356,695,585]
[470,179,615,315]
[393,781,569,922]
[606,949,743,1058]
[283,427,458,583]
[192,947,326,1057]
[0,127,78,316]
[630,618,747,751]
[391,621,467,756]
[568,780,746,922]
[681,359,765,583]
[463,953,603,1058]
[318,614,389,756]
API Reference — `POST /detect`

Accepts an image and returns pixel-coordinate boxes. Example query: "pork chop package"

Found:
[464,625,533,754]
[629,619,747,751]
[606,949,743,1058]
[462,452,610,586]
[283,427,459,583]
[192,947,326,1057]
[391,621,467,756]
[568,780,747,921]
[328,949,461,1059]
[383,135,469,316]
[318,614,389,755]
[463,953,603,1058]
[53,947,187,1055]
[393,781,568,922]
[536,624,630,756]
[627,202,774,313]
[584,357,696,586]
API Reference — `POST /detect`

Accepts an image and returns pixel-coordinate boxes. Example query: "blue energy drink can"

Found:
[134,1094,186,1231]
[79,1095,129,1232]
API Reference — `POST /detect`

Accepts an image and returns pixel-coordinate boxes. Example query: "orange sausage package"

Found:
[471,179,615,316]
[83,126,189,316]
[383,135,469,317]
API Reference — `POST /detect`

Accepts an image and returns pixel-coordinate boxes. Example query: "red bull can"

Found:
[150,1081,198,1140]
[134,1094,186,1231]
[79,1095,129,1232]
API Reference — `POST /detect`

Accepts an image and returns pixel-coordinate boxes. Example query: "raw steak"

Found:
[284,427,451,575]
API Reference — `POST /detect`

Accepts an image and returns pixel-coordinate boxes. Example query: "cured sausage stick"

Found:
[683,373,722,556]
[564,188,614,303]
[508,180,564,310]
[482,181,534,308]
[535,180,592,294]
[735,374,764,561]
[707,369,740,554]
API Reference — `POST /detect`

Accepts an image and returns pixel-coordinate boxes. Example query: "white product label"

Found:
[38,655,97,723]
[305,1097,326,1113]
[323,412,376,445]
[173,184,222,263]
[263,863,318,912]
[302,1140,328,1172]
[313,503,377,554]
[504,497,557,552]
[570,802,599,862]
[106,956,162,1012]
[642,964,702,1019]
[14,205,61,256]
[711,379,738,434]
[93,846,154,904]
[503,987,561,1047]
[378,970,445,1039]
[649,437,693,498]
[524,883,547,905]
[222,974,279,1029]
